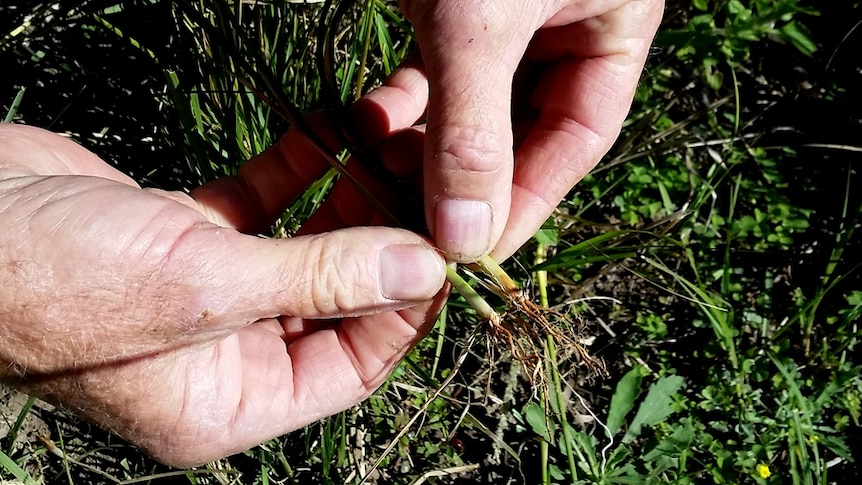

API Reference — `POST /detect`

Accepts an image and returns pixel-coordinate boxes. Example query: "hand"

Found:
[0,64,445,466]
[400,0,664,262]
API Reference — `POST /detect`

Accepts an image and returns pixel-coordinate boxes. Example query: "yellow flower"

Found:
[757,464,771,479]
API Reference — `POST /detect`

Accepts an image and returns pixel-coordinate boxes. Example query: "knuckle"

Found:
[437,130,510,175]
[401,0,520,40]
[304,235,374,317]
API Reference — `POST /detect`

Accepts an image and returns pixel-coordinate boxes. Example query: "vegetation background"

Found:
[1,0,860,483]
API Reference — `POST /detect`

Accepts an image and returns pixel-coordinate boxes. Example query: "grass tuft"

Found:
[2,0,861,483]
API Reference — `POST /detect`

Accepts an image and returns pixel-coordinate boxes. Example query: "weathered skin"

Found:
[0,0,663,465]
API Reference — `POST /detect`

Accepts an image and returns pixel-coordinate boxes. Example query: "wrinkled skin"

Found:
[401,0,664,262]
[0,64,446,467]
[0,0,663,467]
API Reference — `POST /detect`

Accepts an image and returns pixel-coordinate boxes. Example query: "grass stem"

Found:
[445,264,500,324]
[478,254,520,295]
[535,243,552,485]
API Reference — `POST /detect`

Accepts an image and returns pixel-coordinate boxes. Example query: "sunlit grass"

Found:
[2,0,860,484]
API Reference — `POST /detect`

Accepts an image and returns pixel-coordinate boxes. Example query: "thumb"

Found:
[173,225,447,326]
[404,1,542,262]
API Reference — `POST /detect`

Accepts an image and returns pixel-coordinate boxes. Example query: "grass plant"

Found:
[2,0,861,483]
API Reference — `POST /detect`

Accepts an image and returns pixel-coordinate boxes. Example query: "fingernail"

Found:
[380,244,446,301]
[435,199,493,262]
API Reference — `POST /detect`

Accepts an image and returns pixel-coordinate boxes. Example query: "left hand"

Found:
[0,63,445,467]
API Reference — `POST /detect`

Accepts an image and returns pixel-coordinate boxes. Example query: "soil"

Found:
[0,385,52,454]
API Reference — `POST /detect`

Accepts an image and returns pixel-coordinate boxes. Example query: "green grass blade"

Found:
[642,255,738,370]
[4,87,26,122]
[5,396,36,456]
[92,13,158,62]
[0,449,38,485]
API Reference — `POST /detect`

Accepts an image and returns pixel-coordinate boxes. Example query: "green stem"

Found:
[536,243,578,481]
[536,248,578,483]
[477,255,519,295]
[446,264,500,323]
[431,305,448,380]
[353,0,375,101]
[535,244,552,485]
[547,335,579,482]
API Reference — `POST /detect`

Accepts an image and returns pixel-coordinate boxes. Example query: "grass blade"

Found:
[4,87,25,122]
[4,396,36,456]
[0,449,38,485]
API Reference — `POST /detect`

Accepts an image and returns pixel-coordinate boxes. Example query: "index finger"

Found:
[193,59,431,235]
[409,2,544,262]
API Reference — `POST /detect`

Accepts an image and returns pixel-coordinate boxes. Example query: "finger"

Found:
[348,54,429,148]
[493,0,663,260]
[272,293,448,429]
[300,58,430,235]
[165,224,447,328]
[191,111,340,233]
[216,296,447,464]
[403,1,545,262]
[193,59,431,235]
[378,125,425,178]
[298,126,426,236]
[296,158,403,235]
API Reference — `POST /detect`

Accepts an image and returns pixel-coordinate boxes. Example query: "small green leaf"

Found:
[623,375,686,443]
[549,464,565,481]
[780,21,817,57]
[524,402,554,442]
[704,61,724,90]
[607,366,646,435]
[642,421,695,462]
[533,227,559,246]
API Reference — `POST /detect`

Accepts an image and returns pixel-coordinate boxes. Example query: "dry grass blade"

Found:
[408,464,481,485]
[359,330,480,485]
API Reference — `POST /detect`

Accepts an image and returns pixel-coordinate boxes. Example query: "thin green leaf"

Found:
[4,87,25,122]
[5,396,36,456]
[0,449,38,485]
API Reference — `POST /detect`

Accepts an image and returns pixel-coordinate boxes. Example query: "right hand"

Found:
[400,0,664,261]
